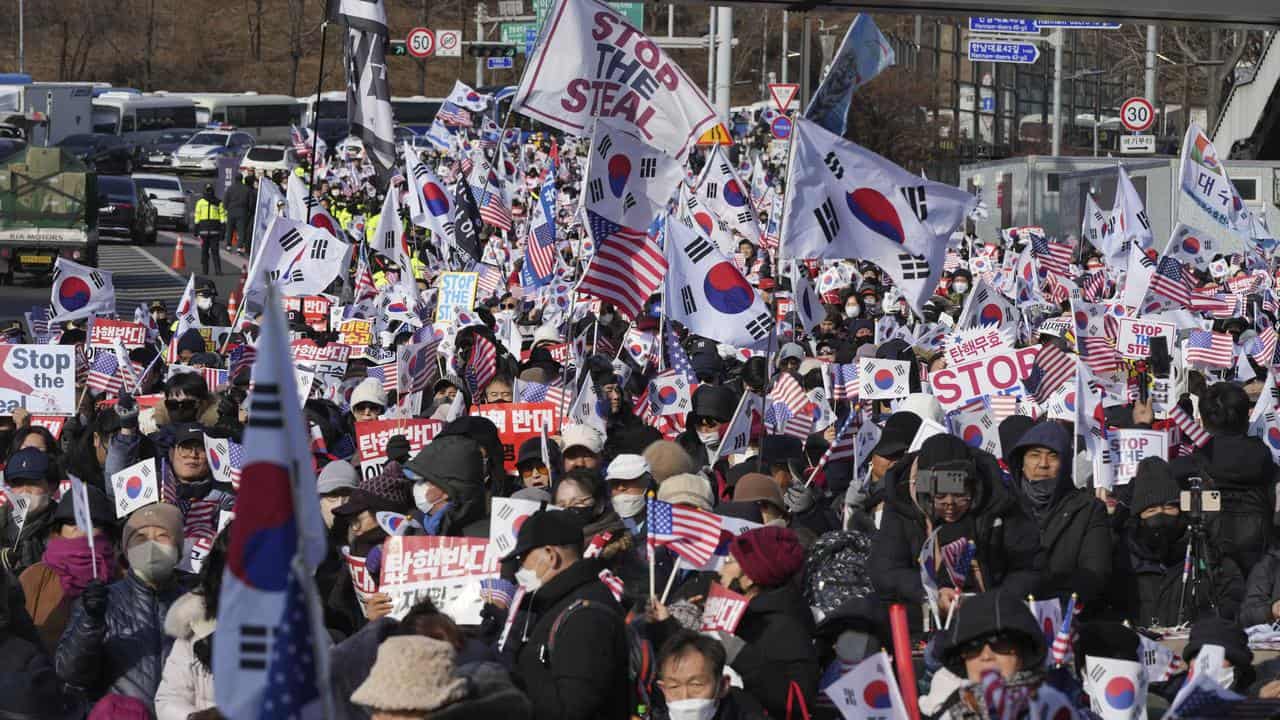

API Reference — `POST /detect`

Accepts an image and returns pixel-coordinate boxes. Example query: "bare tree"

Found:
[1172,28,1261,129]
[247,0,265,61]
[287,0,323,96]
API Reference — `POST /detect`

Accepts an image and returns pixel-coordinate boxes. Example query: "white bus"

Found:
[298,90,347,127]
[391,96,444,133]
[176,92,302,143]
[91,92,198,136]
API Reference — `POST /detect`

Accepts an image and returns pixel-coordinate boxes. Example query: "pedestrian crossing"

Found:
[98,245,188,316]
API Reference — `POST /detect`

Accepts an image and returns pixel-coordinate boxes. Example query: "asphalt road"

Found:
[0,172,248,324]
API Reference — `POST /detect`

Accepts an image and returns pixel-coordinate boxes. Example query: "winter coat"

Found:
[0,503,56,577]
[1009,422,1112,608]
[18,562,75,656]
[1241,547,1280,626]
[55,572,182,708]
[432,661,534,720]
[512,557,631,720]
[1171,433,1277,575]
[870,446,1040,604]
[222,180,252,218]
[731,582,820,719]
[154,593,216,720]
[0,576,84,720]
[1107,530,1244,627]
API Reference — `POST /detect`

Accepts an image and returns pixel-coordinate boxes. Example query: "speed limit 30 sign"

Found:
[407,27,435,58]
[1120,97,1155,133]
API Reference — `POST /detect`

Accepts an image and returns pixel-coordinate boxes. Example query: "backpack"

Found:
[802,530,876,621]
[547,598,656,719]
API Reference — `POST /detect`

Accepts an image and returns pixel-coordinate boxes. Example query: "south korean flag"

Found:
[649,369,692,416]
[692,143,764,244]
[50,258,115,322]
[858,358,911,399]
[664,216,773,350]
[110,458,158,519]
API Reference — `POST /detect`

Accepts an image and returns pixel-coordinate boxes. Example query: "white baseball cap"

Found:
[605,454,650,482]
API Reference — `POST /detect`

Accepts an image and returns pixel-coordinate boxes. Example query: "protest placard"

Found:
[469,402,561,473]
[283,295,333,332]
[29,415,66,440]
[196,326,234,352]
[1108,429,1169,485]
[290,339,352,364]
[0,345,76,414]
[379,535,499,620]
[1115,318,1176,360]
[700,583,749,634]
[337,319,374,357]
[343,546,378,603]
[354,418,444,481]
[930,345,1040,412]
[88,318,148,349]
[435,272,479,324]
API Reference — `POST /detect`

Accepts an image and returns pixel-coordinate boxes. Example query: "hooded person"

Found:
[1170,382,1276,575]
[19,485,116,655]
[56,503,184,711]
[870,434,1040,619]
[437,416,513,497]
[402,435,491,538]
[1009,421,1112,610]
[676,384,738,479]
[1104,457,1243,627]
[921,589,1047,718]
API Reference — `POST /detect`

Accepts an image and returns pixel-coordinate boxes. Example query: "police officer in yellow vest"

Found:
[193,184,227,275]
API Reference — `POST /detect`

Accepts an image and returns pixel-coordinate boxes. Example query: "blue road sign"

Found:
[487,56,515,70]
[1035,20,1122,29]
[967,39,1040,64]
[771,115,792,140]
[968,17,1039,34]
[981,96,996,112]
[525,28,537,55]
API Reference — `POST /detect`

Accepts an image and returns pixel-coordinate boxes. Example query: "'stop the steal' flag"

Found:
[510,0,719,159]
[50,257,115,322]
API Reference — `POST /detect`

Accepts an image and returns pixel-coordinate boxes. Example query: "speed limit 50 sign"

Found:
[407,27,435,58]
[1120,97,1155,133]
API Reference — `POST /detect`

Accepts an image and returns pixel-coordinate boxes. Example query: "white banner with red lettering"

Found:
[88,319,148,349]
[469,402,561,473]
[379,535,499,620]
[699,583,749,634]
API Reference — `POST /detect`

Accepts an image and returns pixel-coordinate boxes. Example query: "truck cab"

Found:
[0,145,98,281]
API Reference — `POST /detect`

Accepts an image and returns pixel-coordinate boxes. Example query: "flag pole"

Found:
[307,20,331,225]
[659,556,681,605]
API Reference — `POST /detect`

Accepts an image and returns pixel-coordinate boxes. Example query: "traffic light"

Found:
[388,40,408,56]
[468,43,517,58]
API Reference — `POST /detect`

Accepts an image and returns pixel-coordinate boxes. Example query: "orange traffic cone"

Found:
[227,286,240,320]
[230,230,239,249]
[234,264,248,295]
[171,236,188,272]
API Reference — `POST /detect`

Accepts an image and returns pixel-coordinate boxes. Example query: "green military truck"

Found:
[0,146,97,283]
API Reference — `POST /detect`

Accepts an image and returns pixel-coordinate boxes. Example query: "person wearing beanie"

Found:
[352,636,469,717]
[1104,457,1242,627]
[675,384,739,497]
[644,440,698,485]
[350,377,388,423]
[1179,616,1255,692]
[316,459,359,530]
[20,485,117,655]
[710,525,817,717]
[870,434,1038,618]
[174,328,206,364]
[657,473,715,512]
[56,503,184,712]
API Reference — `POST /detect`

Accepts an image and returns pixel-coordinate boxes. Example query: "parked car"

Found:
[240,145,298,177]
[96,175,158,244]
[130,128,197,168]
[170,129,254,173]
[55,133,139,173]
[132,173,189,230]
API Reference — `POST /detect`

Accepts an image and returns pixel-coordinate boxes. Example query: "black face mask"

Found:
[1136,514,1185,560]
[727,577,751,596]
[351,526,388,557]
[563,506,597,527]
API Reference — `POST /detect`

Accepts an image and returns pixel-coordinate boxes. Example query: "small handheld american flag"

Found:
[647,498,722,567]
[1051,593,1077,667]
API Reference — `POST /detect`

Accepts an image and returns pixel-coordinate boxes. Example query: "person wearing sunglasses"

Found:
[349,377,387,424]
[515,437,561,490]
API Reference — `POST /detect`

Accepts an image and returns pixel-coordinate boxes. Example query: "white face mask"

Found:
[196,296,213,311]
[515,565,543,592]
[697,430,722,449]
[666,698,718,720]
[13,489,48,515]
[412,481,444,515]
[844,304,860,318]
[1210,664,1236,690]
[952,282,969,294]
[611,493,646,518]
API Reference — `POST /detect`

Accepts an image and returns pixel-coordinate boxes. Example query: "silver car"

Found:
[131,173,190,231]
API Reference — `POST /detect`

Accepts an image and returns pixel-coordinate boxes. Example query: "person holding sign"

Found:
[505,510,631,720]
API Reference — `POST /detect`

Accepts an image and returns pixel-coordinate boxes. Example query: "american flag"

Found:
[1251,326,1278,368]
[289,124,309,155]
[987,394,1019,422]
[526,143,560,281]
[1028,343,1077,404]
[398,337,440,395]
[769,372,812,417]
[86,350,122,395]
[1185,329,1234,368]
[435,100,472,127]
[1169,404,1211,448]
[939,538,976,589]
[182,498,223,541]
[830,362,859,401]
[353,243,377,302]
[466,334,499,396]
[764,401,813,439]
[257,570,324,718]
[1081,270,1110,302]
[579,210,667,320]
[1189,291,1236,318]
[1031,236,1073,280]
[598,569,625,602]
[227,440,245,489]
[804,412,857,485]
[202,368,228,392]
[1149,257,1193,308]
[1078,336,1120,375]
[25,305,53,343]
[942,251,963,274]
[665,327,698,384]
[1050,593,1076,666]
[228,344,258,380]
[646,498,722,566]
[471,262,504,300]
[520,379,570,407]
[367,362,398,394]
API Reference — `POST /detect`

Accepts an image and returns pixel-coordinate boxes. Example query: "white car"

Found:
[240,145,298,176]
[131,173,190,230]
[171,129,254,172]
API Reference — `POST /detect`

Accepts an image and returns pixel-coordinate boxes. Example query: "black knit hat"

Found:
[1130,457,1180,515]
[1184,616,1252,671]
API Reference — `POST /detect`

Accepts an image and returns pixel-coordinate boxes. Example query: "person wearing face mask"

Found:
[1174,618,1255,696]
[19,484,116,655]
[653,631,767,720]
[330,465,417,632]
[676,384,737,483]
[147,373,217,457]
[150,300,173,344]
[193,280,231,326]
[1010,421,1112,611]
[56,503,184,711]
[166,423,235,518]
[605,454,653,534]
[710,526,817,718]
[504,510,631,720]
[945,268,972,307]
[0,448,59,575]
[401,436,490,539]
[317,459,359,531]
[1103,457,1242,627]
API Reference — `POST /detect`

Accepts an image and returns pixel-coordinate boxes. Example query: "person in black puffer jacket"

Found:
[1170,382,1276,577]
[870,435,1040,618]
[0,570,84,720]
[1009,421,1112,610]
[1241,546,1280,627]
[402,435,490,538]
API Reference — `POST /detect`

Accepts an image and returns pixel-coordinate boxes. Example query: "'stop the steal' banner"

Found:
[0,345,76,414]
[511,0,719,159]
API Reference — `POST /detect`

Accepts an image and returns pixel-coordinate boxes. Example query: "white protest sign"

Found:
[1107,429,1168,486]
[342,546,378,603]
[929,345,1040,412]
[434,272,479,324]
[1115,317,1176,360]
[699,583,749,634]
[379,535,499,619]
[0,345,76,414]
[110,459,159,518]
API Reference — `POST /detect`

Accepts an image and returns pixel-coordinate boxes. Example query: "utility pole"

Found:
[475,4,484,88]
[1144,25,1157,103]
[17,0,24,74]
[715,6,732,119]
[1051,30,1063,156]
[781,10,789,83]
[707,8,716,98]
[800,16,812,107]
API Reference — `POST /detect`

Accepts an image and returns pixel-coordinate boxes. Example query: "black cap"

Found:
[172,422,206,447]
[385,435,412,465]
[54,483,115,529]
[502,509,583,561]
[871,412,923,458]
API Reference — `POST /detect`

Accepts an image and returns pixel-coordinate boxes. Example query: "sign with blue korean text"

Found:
[967,40,1040,64]
[0,345,76,414]
[434,271,479,323]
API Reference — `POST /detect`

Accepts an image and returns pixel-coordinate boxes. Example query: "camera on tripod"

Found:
[915,468,968,507]
[1179,476,1221,516]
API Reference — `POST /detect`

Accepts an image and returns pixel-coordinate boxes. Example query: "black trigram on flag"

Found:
[288,269,305,283]
[411,163,428,180]
[588,178,604,204]
[814,198,840,243]
[734,210,753,224]
[718,162,731,175]
[680,285,697,315]
[745,311,771,340]
[901,185,928,222]
[304,196,319,208]
[897,253,930,280]
[684,236,715,264]
[623,194,636,212]
[89,271,105,288]
[596,135,613,160]
[704,183,718,200]
[310,237,329,260]
[279,228,304,252]
[238,623,272,670]
[639,157,657,178]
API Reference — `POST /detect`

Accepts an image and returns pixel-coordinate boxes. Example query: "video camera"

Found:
[915,468,968,507]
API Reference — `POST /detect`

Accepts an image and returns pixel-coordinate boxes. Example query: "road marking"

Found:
[129,243,185,282]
